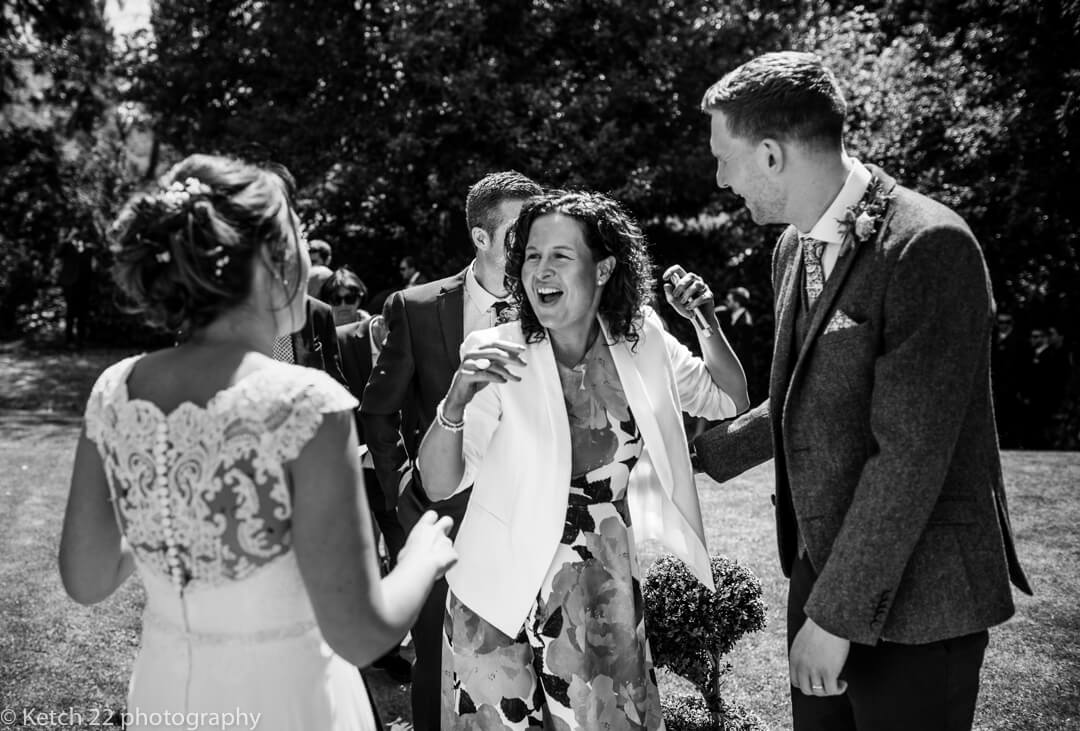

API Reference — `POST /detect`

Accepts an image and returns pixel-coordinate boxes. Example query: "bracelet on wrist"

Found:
[435,398,465,433]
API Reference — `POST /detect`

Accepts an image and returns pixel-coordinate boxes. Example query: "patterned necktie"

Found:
[272,335,294,363]
[492,300,513,325]
[801,236,828,308]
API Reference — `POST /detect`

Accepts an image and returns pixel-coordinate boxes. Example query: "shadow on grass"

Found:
[0,410,83,441]
[0,340,140,414]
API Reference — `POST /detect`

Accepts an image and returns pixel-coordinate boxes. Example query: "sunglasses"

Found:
[328,293,360,306]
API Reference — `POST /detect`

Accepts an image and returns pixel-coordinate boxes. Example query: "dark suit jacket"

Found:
[725,308,754,361]
[695,166,1031,646]
[337,317,373,442]
[360,269,469,515]
[292,297,346,386]
[1024,345,1070,415]
[991,332,1025,405]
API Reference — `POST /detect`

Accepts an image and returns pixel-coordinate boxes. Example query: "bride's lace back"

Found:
[85,355,358,594]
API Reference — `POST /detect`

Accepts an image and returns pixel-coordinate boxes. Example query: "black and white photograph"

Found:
[1,1,1077,729]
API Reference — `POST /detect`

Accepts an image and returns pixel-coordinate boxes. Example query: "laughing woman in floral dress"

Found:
[417,191,750,729]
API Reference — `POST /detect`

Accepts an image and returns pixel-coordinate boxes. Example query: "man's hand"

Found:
[789,617,850,696]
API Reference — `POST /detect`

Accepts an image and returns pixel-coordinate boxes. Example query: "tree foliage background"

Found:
[2,0,1077,355]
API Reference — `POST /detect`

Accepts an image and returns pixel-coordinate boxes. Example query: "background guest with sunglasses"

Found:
[321,268,372,326]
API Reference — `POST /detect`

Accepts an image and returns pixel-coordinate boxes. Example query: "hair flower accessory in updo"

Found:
[157,177,213,209]
[109,154,299,334]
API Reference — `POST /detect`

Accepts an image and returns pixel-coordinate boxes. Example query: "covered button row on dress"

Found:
[154,422,185,590]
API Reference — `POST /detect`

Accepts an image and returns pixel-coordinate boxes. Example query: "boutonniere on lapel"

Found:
[494,302,519,325]
[836,176,893,257]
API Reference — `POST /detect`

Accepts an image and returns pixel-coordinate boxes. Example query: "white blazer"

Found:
[433,309,736,637]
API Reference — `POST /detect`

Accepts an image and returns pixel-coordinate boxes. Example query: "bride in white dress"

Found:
[58,154,457,731]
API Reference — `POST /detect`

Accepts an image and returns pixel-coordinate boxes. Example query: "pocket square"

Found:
[824,309,860,334]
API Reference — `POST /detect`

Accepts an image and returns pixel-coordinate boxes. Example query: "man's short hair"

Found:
[727,287,751,307]
[308,239,332,263]
[465,171,543,239]
[701,51,846,148]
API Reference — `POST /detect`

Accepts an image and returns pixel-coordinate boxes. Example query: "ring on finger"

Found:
[811,683,824,691]
[473,357,492,371]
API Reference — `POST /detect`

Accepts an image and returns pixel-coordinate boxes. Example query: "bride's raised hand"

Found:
[442,340,527,421]
[399,510,458,580]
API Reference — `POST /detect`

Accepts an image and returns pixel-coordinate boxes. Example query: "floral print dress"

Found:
[442,337,664,730]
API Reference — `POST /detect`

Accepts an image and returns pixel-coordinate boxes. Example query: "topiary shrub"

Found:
[645,554,768,729]
[660,692,766,731]
[660,692,714,731]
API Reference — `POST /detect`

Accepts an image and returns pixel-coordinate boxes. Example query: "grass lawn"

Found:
[1,343,1077,729]
[673,456,1080,730]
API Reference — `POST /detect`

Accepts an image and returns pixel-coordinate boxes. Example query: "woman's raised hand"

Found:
[398,511,458,581]
[442,340,527,420]
[663,264,716,323]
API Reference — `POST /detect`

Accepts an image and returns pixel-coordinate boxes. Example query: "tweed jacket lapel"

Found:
[435,269,467,373]
[771,228,802,418]
[785,167,899,398]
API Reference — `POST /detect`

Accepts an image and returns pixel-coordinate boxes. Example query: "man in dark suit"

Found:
[398,256,428,288]
[694,52,1031,731]
[1021,325,1070,448]
[263,162,346,383]
[718,286,758,401]
[338,317,399,543]
[719,286,754,357]
[337,314,412,683]
[991,311,1025,447]
[55,234,97,350]
[361,171,542,730]
[273,295,346,384]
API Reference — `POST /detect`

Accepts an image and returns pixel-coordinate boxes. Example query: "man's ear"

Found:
[471,226,491,251]
[759,138,785,175]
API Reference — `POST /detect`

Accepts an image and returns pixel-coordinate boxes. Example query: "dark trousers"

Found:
[787,552,988,731]
[62,285,91,347]
[364,468,407,567]
[364,467,407,671]
[398,481,471,731]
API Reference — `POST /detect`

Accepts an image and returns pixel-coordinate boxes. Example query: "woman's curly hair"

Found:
[505,190,655,346]
[109,154,300,334]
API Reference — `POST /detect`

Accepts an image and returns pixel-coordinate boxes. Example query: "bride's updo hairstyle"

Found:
[109,154,300,333]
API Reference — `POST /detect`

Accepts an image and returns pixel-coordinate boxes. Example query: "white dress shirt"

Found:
[800,158,873,279]
[462,262,507,336]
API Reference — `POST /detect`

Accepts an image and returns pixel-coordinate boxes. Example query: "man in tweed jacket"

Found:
[695,52,1031,731]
